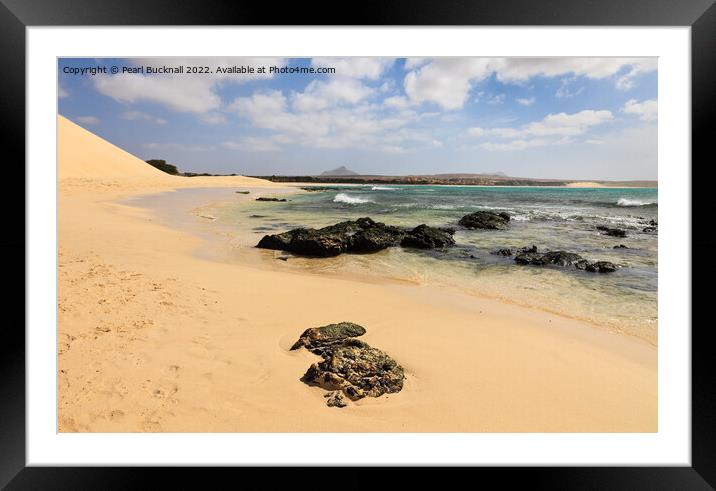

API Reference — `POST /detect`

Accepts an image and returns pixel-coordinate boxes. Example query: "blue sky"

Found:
[58,57,657,180]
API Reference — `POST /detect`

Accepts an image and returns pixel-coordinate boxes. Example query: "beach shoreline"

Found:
[129,185,657,346]
[57,116,657,432]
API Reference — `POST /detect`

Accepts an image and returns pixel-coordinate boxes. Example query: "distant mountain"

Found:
[491,171,508,177]
[321,166,358,176]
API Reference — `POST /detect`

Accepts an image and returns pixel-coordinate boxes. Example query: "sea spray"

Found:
[333,193,374,205]
[617,198,656,207]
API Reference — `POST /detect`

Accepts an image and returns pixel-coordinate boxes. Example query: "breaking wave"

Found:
[371,186,398,191]
[333,193,374,205]
[616,198,657,207]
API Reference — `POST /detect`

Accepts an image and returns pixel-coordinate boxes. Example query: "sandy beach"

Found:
[57,116,657,432]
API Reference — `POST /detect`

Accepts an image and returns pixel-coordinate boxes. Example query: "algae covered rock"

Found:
[458,211,511,230]
[513,247,619,273]
[257,217,455,257]
[596,225,627,237]
[400,224,456,249]
[290,321,367,353]
[291,322,404,407]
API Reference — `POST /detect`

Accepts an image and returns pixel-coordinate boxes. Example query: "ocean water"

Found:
[209,185,658,343]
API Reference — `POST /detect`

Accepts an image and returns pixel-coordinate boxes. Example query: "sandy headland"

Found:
[57,116,656,432]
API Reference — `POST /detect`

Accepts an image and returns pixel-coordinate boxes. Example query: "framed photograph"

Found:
[6,0,714,485]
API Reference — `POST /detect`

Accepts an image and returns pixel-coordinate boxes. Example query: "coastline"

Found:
[57,116,657,432]
[131,186,657,346]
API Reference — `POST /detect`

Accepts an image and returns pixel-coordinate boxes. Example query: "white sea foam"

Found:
[617,198,656,207]
[333,193,374,205]
[371,186,397,191]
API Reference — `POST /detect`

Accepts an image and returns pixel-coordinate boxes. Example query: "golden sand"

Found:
[57,116,656,432]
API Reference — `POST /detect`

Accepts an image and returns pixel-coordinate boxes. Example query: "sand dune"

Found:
[59,116,168,180]
[57,118,657,432]
[58,115,275,191]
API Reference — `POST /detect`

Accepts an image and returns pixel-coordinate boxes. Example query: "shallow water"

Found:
[135,185,659,343]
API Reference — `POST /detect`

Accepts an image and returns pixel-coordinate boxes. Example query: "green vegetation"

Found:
[145,159,180,175]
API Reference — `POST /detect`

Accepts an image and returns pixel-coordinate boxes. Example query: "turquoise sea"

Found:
[147,185,659,343]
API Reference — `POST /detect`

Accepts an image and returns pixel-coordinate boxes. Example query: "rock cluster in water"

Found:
[291,322,404,407]
[495,246,619,273]
[257,217,455,257]
[642,219,658,233]
[596,225,627,237]
[257,212,627,275]
[458,211,511,230]
[256,197,288,202]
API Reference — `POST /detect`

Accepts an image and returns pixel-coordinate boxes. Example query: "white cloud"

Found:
[516,96,536,106]
[75,116,99,125]
[404,58,492,110]
[142,142,214,152]
[526,110,613,136]
[487,94,506,105]
[383,95,412,110]
[120,110,167,125]
[480,137,570,151]
[292,78,373,112]
[228,88,436,154]
[555,77,585,98]
[95,74,222,113]
[616,60,658,90]
[493,58,656,83]
[404,57,656,109]
[622,99,658,122]
[469,109,614,151]
[403,58,430,70]
[379,80,395,93]
[199,112,228,125]
[223,137,281,152]
[94,57,286,115]
[311,58,394,80]
[58,85,69,98]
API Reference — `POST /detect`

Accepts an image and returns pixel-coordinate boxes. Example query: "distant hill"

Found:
[321,166,358,176]
[252,172,657,188]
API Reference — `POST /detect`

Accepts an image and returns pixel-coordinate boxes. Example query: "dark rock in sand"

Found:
[325,391,347,408]
[642,226,657,233]
[400,224,456,249]
[613,244,628,249]
[302,338,404,402]
[287,227,353,257]
[235,191,250,194]
[257,217,454,257]
[256,197,288,202]
[292,322,405,407]
[596,225,627,237]
[257,231,295,251]
[458,211,511,230]
[290,321,367,353]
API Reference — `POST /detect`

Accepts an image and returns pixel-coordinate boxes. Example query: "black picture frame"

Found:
[4,0,714,486]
